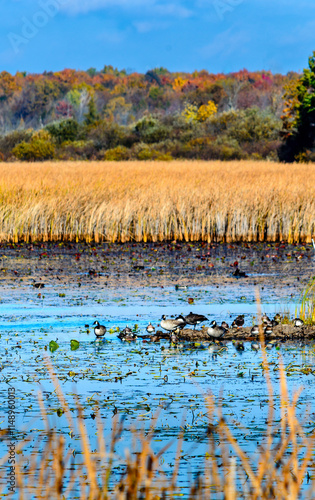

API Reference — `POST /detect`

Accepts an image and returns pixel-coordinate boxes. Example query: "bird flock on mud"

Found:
[93,312,305,345]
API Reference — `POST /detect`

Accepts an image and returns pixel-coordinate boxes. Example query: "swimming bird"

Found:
[221,321,229,329]
[118,330,137,341]
[235,341,245,351]
[251,340,260,350]
[233,268,248,278]
[146,322,155,334]
[205,320,226,339]
[160,315,186,333]
[93,320,106,339]
[184,312,208,330]
[117,326,132,340]
[232,315,244,328]
[251,325,259,336]
[175,285,188,291]
[293,318,304,327]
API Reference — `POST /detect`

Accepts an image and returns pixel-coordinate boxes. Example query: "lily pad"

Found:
[70,339,80,351]
[49,340,59,353]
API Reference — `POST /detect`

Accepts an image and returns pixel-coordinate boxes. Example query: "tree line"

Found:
[0,58,313,162]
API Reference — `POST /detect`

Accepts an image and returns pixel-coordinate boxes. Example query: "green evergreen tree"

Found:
[280,51,315,161]
[84,96,100,126]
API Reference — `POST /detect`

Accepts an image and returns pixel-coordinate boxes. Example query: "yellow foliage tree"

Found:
[181,103,198,122]
[172,77,187,92]
[196,100,217,121]
[182,100,217,123]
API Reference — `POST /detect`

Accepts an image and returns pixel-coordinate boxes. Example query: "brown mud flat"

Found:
[0,241,313,293]
[151,325,315,342]
[167,325,315,342]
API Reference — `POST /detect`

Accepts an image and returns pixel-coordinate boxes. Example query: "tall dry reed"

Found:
[0,161,314,243]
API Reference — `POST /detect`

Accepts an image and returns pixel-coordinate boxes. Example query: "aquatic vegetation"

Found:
[297,276,315,325]
[2,356,315,498]
[0,161,314,243]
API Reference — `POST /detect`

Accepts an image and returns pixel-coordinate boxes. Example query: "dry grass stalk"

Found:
[0,160,313,243]
[0,351,314,498]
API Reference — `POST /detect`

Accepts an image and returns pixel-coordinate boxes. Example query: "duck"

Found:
[264,325,273,336]
[273,313,281,324]
[160,315,186,333]
[232,315,244,328]
[251,325,259,336]
[233,268,248,278]
[262,314,271,325]
[170,328,180,344]
[117,326,132,339]
[118,332,138,342]
[221,321,229,329]
[184,312,208,330]
[293,318,304,327]
[251,340,260,350]
[93,320,106,339]
[175,285,188,291]
[205,320,226,339]
[146,322,155,334]
[235,341,245,351]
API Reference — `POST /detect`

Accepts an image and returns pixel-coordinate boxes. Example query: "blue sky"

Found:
[0,0,314,75]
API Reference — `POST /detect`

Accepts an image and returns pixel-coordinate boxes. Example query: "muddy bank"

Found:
[0,241,313,292]
[153,325,315,342]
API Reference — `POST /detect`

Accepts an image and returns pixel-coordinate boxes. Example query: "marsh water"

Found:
[0,241,314,497]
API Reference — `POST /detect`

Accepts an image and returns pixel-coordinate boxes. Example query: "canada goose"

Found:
[184,312,208,330]
[175,315,186,325]
[146,322,155,334]
[93,321,106,339]
[293,318,304,327]
[205,320,226,339]
[232,315,244,328]
[160,315,186,332]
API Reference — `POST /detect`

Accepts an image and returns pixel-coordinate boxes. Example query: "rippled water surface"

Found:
[0,241,314,497]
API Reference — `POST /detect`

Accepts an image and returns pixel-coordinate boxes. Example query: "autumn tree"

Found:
[280,51,315,161]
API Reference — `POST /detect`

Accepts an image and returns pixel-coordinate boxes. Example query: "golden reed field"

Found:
[0,160,314,243]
